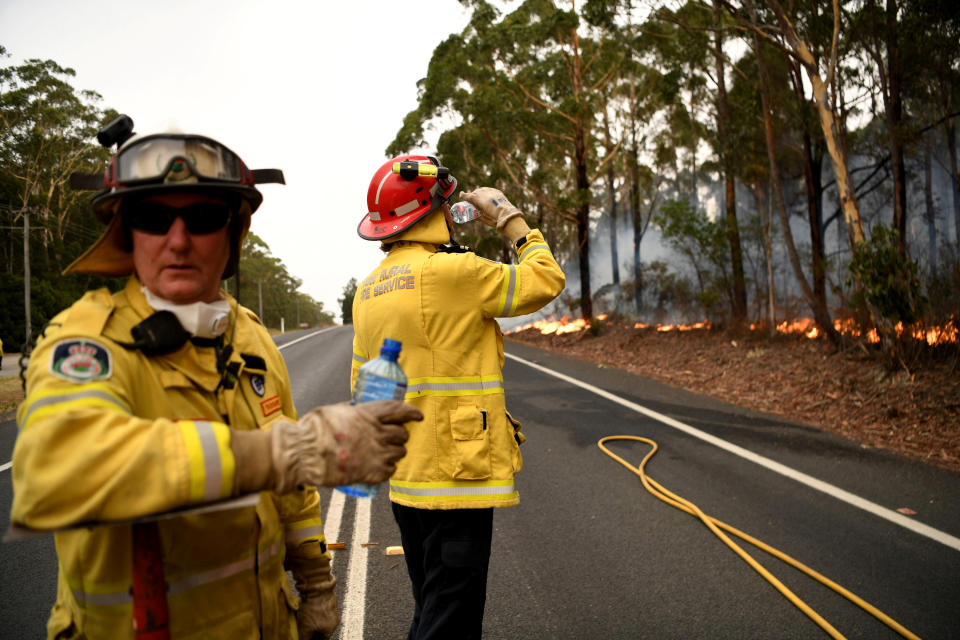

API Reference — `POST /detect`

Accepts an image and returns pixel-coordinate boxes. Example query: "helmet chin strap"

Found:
[437,205,470,254]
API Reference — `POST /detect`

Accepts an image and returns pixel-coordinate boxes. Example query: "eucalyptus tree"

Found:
[588,0,640,312]
[719,0,869,256]
[847,0,909,256]
[643,2,752,322]
[898,0,960,253]
[641,6,710,205]
[583,1,667,315]
[0,49,118,344]
[710,0,749,321]
[745,1,841,340]
[0,50,111,271]
[389,0,627,321]
[726,49,780,327]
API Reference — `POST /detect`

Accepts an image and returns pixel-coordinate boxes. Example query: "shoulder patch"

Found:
[49,338,113,383]
[249,374,266,397]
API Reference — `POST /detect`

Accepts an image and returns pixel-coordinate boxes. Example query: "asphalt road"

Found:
[2,326,958,639]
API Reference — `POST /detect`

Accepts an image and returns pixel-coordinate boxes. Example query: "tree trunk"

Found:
[802,130,828,312]
[571,25,592,321]
[714,0,747,322]
[754,25,838,341]
[630,142,643,315]
[602,107,620,303]
[946,116,960,249]
[924,145,937,268]
[884,0,908,256]
[764,181,776,331]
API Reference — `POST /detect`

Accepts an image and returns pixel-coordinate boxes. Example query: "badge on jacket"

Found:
[250,374,266,397]
[50,339,113,382]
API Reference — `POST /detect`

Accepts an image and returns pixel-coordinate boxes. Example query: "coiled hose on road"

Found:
[598,435,921,640]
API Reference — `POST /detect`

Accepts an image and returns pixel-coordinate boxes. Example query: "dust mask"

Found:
[142,286,230,338]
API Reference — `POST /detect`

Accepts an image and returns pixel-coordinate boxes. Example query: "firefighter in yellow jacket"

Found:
[11,119,420,639]
[352,156,565,639]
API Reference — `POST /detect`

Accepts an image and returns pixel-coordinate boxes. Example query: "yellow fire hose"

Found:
[597,436,921,640]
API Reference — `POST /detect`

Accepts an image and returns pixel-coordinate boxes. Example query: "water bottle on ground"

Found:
[450,201,480,224]
[336,338,408,498]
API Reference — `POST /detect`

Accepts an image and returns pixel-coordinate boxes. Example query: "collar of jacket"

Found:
[387,240,437,252]
[384,207,451,247]
[111,276,241,392]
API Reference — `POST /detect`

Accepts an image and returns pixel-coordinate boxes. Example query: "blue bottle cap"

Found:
[380,338,402,360]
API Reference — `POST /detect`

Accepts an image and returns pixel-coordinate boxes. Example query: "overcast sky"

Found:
[0,0,477,321]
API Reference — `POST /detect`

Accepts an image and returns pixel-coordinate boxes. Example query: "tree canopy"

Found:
[386,0,959,353]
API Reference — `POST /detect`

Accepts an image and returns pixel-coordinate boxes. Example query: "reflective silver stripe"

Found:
[169,555,252,596]
[70,539,286,606]
[390,483,516,497]
[372,172,391,217]
[194,421,224,501]
[19,389,130,428]
[353,353,369,365]
[286,525,325,544]
[406,378,504,394]
[72,587,130,607]
[519,242,551,262]
[500,265,517,316]
[395,199,419,216]
[169,538,282,596]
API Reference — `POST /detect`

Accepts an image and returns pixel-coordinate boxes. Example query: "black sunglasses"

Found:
[126,201,234,235]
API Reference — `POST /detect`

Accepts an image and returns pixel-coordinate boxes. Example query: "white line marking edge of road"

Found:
[505,351,960,553]
[277,326,339,351]
[341,495,372,640]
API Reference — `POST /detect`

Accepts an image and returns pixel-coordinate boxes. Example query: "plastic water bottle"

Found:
[450,201,481,224]
[336,338,408,498]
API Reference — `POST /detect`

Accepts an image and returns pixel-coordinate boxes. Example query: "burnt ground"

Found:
[506,321,960,476]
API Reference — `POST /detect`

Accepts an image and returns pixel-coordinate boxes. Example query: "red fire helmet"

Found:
[358,155,457,241]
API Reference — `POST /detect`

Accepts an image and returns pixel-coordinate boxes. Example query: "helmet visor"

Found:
[115,135,245,185]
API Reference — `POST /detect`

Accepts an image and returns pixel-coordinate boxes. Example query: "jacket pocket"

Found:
[506,410,524,473]
[448,403,491,480]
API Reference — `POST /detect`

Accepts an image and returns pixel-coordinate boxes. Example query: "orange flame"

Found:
[752,317,958,345]
[510,314,957,345]
[508,315,710,336]
[511,314,610,335]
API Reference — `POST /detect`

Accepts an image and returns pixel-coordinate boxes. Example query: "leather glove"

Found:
[459,187,525,231]
[232,400,421,495]
[288,543,338,640]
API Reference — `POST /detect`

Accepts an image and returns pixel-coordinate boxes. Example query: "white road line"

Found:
[0,461,10,473]
[505,351,960,553]
[323,489,346,566]
[277,326,339,351]
[340,496,372,640]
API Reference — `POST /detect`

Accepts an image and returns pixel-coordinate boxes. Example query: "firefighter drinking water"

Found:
[10,118,421,639]
[352,155,565,639]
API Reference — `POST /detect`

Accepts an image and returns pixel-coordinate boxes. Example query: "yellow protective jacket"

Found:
[12,277,327,639]
[351,211,565,509]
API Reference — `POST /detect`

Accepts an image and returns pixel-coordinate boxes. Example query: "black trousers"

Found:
[391,503,494,640]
